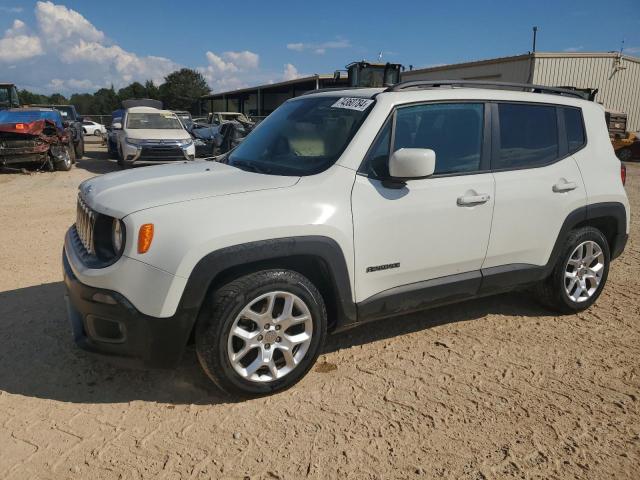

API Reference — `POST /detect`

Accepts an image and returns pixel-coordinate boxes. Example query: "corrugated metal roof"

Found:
[202,74,339,99]
[407,52,640,76]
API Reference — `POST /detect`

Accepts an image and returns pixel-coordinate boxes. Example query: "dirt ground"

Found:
[0,140,639,479]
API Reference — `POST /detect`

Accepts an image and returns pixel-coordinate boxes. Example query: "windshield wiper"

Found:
[230,160,272,174]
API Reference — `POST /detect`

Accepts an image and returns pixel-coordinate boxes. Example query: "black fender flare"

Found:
[178,236,357,331]
[480,201,628,293]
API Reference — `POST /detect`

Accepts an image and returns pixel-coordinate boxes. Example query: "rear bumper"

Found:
[63,248,196,368]
[1,153,48,165]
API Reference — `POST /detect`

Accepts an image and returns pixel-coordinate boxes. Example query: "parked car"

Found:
[614,132,640,161]
[0,108,75,171]
[63,81,629,397]
[33,104,84,159]
[82,120,106,136]
[208,111,251,125]
[111,106,195,167]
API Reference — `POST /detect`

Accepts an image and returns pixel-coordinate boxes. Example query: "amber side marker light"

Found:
[138,224,154,253]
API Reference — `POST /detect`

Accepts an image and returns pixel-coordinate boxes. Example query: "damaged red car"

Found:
[0,108,76,172]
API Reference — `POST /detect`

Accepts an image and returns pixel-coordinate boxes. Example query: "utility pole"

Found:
[532,26,538,53]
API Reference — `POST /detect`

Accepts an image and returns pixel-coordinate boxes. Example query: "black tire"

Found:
[535,227,610,313]
[196,269,327,397]
[74,137,84,160]
[54,145,74,171]
[616,147,633,162]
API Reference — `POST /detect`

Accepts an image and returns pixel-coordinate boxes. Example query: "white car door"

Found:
[483,103,587,271]
[352,102,495,311]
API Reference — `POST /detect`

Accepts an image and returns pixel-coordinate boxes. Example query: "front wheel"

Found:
[196,270,327,397]
[535,227,610,313]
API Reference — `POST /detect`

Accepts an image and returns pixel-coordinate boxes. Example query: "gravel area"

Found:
[1,141,639,479]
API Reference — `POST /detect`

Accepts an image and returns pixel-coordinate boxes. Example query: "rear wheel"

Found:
[535,227,610,313]
[196,270,327,397]
[54,145,74,171]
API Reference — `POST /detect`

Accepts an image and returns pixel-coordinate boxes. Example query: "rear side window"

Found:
[563,107,586,153]
[496,103,558,169]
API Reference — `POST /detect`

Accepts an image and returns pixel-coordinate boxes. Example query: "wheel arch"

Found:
[179,236,357,345]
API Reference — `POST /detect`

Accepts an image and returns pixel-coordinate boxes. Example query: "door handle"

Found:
[553,181,577,193]
[457,193,490,206]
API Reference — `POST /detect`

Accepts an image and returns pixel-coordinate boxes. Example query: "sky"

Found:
[1,0,639,95]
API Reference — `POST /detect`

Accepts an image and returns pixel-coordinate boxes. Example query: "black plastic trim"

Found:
[181,236,357,329]
[357,271,481,323]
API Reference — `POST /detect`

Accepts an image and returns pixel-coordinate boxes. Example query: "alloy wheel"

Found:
[227,291,313,382]
[564,240,605,302]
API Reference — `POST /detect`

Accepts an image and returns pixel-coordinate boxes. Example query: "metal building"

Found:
[402,52,640,130]
[200,74,348,118]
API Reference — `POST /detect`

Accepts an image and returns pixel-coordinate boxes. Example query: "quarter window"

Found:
[496,103,558,169]
[563,107,586,153]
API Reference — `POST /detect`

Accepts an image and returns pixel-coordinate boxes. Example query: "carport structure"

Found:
[201,74,349,118]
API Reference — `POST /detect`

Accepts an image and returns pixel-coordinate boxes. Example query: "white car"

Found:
[63,81,630,396]
[82,120,106,136]
[111,106,195,167]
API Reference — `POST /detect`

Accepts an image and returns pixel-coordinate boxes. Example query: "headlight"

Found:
[125,137,143,146]
[179,138,193,147]
[112,218,124,254]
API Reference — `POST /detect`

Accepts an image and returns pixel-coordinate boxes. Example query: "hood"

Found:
[124,129,190,140]
[79,160,299,218]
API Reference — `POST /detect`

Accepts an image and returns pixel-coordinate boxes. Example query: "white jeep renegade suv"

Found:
[63,81,630,396]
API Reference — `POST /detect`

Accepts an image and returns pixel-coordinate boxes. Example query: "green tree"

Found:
[117,81,147,102]
[144,80,160,100]
[92,87,119,114]
[159,68,210,111]
[18,89,50,105]
[48,93,68,104]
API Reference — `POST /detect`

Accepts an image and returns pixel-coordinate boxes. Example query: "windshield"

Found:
[227,96,373,175]
[54,106,74,119]
[126,112,183,129]
[0,110,63,129]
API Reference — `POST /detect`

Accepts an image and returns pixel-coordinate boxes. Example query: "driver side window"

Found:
[361,103,485,177]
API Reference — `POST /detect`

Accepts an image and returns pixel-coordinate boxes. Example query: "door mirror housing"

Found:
[112,122,122,130]
[388,148,436,180]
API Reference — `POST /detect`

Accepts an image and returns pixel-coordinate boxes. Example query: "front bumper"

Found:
[122,141,195,164]
[63,248,196,368]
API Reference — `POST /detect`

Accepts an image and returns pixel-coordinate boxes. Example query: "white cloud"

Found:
[199,50,261,91]
[625,46,640,54]
[0,19,43,62]
[282,63,301,81]
[223,50,259,70]
[0,6,23,13]
[0,1,179,93]
[563,46,584,52]
[286,43,305,52]
[287,38,351,55]
[35,1,104,44]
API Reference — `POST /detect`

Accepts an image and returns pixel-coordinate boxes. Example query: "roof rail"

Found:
[385,80,588,99]
[299,86,373,96]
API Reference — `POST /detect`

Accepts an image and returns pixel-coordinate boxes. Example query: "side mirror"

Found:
[112,122,122,130]
[388,148,436,180]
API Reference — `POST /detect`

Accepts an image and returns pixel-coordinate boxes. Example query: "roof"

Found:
[127,106,171,114]
[202,74,340,99]
[405,51,640,76]
[300,88,383,99]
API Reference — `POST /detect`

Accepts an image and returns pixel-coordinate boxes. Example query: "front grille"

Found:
[139,145,184,160]
[76,195,97,255]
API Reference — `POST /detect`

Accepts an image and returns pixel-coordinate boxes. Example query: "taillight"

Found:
[621,163,627,186]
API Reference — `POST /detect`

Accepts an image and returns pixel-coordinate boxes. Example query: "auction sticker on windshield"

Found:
[331,97,374,111]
